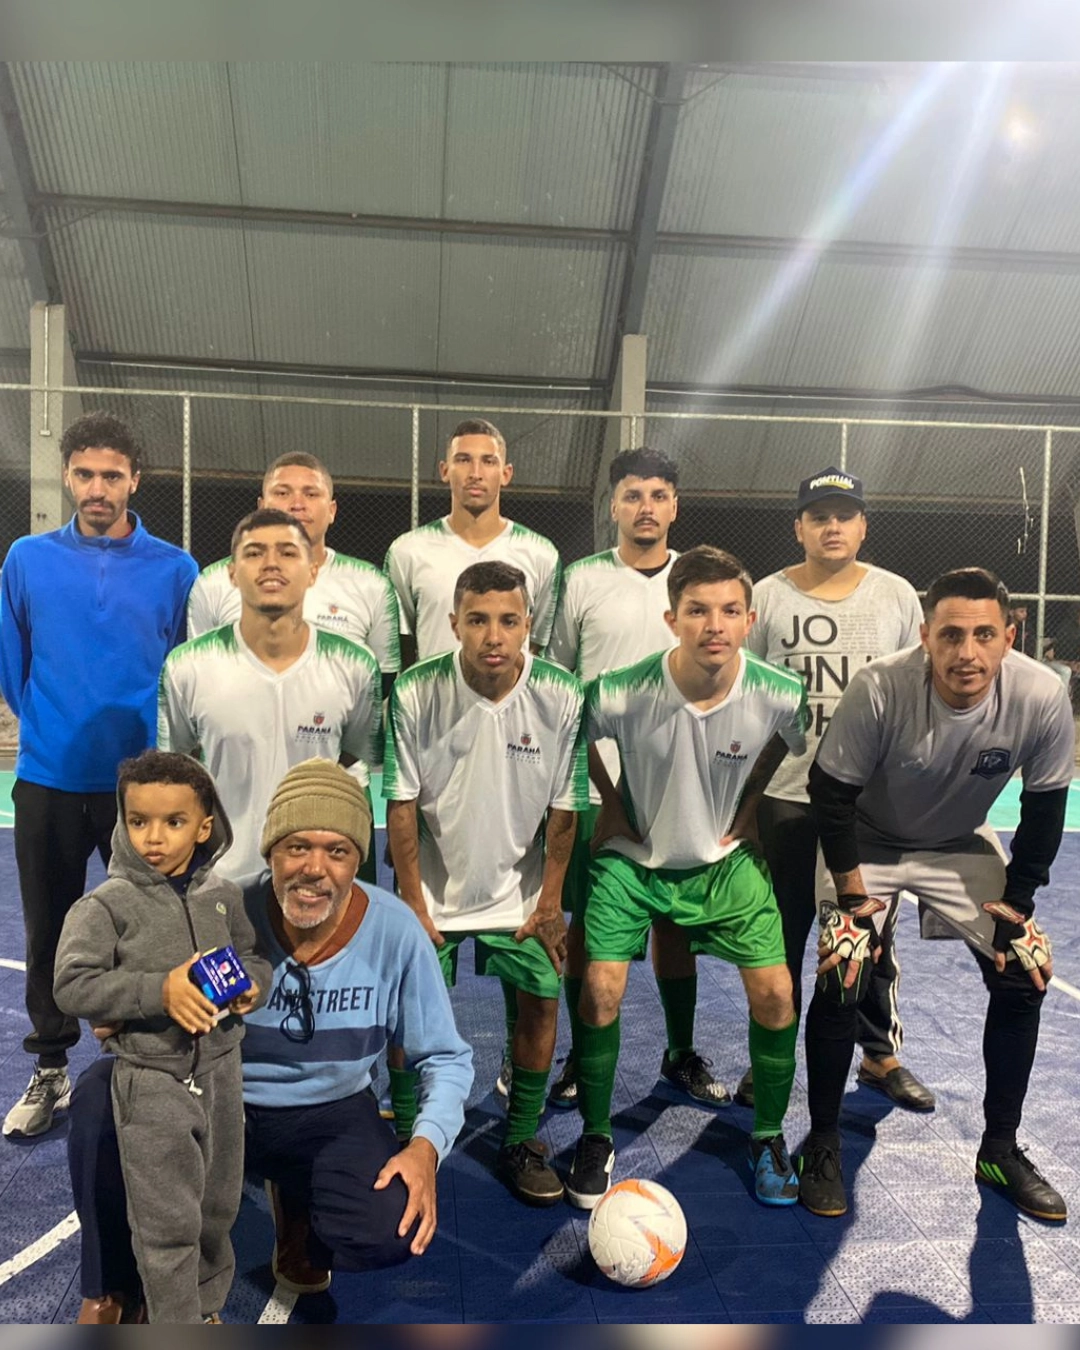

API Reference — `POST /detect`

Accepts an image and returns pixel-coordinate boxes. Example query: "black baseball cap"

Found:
[795,466,866,513]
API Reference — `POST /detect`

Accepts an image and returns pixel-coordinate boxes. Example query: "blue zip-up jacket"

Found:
[0,514,198,792]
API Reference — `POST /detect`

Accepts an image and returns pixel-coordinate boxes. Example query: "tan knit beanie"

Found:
[260,758,372,862]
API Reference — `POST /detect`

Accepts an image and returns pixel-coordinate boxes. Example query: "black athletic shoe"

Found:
[976,1145,1068,1223]
[798,1141,848,1217]
[734,1065,754,1108]
[547,1056,578,1111]
[498,1139,565,1207]
[566,1133,615,1210]
[660,1051,731,1107]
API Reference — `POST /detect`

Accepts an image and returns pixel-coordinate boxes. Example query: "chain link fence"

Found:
[3,383,1080,669]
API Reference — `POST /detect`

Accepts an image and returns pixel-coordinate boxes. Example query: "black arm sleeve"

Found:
[808,761,864,877]
[1002,786,1068,915]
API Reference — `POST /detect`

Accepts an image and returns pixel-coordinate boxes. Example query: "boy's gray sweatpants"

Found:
[111,1050,244,1323]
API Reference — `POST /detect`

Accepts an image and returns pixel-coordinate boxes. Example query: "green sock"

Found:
[563,976,584,1053]
[748,1016,797,1139]
[388,1065,419,1142]
[504,1065,551,1146]
[500,979,519,1057]
[575,1017,620,1139]
[657,975,697,1058]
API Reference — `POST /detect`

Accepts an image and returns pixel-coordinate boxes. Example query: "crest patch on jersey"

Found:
[970,747,1011,779]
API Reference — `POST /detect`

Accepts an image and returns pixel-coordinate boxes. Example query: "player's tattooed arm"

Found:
[386,799,445,947]
[722,733,789,848]
[516,809,575,972]
[588,745,643,854]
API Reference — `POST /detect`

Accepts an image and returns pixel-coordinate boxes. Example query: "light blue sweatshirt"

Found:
[241,876,473,1166]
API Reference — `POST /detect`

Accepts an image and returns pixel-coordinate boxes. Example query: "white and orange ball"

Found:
[587,1179,687,1288]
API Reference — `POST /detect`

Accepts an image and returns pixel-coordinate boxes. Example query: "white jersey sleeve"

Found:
[384,537,416,637]
[322,632,383,774]
[530,549,562,652]
[157,643,201,754]
[547,678,589,813]
[364,569,402,673]
[383,677,423,802]
[186,561,234,640]
[546,569,582,672]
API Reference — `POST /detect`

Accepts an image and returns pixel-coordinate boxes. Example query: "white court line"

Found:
[0,958,26,971]
[900,893,1080,1002]
[258,1286,298,1324]
[0,1211,79,1287]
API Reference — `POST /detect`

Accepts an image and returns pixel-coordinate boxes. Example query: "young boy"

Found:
[54,750,271,1324]
[567,546,809,1210]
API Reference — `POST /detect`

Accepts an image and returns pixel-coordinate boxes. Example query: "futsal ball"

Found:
[587,1179,687,1288]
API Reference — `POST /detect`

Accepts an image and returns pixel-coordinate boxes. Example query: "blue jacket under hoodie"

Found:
[0,513,197,791]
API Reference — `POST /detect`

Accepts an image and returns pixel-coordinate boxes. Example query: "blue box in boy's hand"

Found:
[189,946,252,1008]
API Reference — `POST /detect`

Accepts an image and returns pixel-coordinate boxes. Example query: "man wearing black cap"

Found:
[737,467,932,1113]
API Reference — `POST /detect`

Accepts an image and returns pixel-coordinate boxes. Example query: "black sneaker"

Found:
[498,1139,565,1207]
[734,1065,754,1108]
[547,1056,578,1111]
[976,1145,1067,1222]
[798,1141,848,1217]
[566,1133,615,1210]
[660,1050,731,1107]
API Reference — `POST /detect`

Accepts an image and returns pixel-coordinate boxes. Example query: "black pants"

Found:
[13,780,116,1065]
[758,795,901,1058]
[68,1057,417,1299]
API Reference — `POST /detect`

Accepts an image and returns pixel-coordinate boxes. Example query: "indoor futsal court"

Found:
[2,785,1080,1324]
[4,55,1080,1331]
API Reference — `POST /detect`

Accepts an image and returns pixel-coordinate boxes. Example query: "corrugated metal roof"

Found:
[443,64,652,230]
[230,63,447,217]
[661,67,1049,251]
[956,271,1080,395]
[44,207,254,358]
[11,62,239,201]
[642,251,812,386]
[246,226,441,370]
[781,259,996,389]
[0,236,35,347]
[438,237,624,380]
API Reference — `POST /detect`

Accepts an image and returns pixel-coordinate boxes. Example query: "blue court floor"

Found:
[1,827,1080,1324]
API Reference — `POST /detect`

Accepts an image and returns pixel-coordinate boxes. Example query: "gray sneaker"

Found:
[3,1067,72,1138]
[547,1055,578,1110]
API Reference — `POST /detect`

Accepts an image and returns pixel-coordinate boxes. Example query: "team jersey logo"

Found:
[328,604,339,614]
[506,734,542,763]
[971,747,1011,779]
[314,712,325,725]
[729,741,741,754]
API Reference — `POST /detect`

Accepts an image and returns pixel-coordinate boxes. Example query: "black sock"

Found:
[805,988,859,1138]
[981,983,1042,1152]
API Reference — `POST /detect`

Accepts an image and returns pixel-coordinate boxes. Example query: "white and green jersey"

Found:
[187,549,401,673]
[746,565,923,802]
[159,624,382,881]
[548,547,678,802]
[384,650,588,931]
[384,517,562,660]
[587,648,808,870]
[816,646,1075,854]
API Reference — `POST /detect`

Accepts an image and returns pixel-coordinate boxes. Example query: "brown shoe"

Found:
[77,1295,123,1325]
[265,1180,331,1294]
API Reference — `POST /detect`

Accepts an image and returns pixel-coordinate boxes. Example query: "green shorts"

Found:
[584,846,786,969]
[564,803,600,918]
[436,930,562,1001]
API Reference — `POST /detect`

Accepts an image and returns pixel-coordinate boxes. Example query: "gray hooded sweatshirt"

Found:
[54,780,271,1080]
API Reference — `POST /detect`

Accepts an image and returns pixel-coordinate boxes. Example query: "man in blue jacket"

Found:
[0,411,197,1138]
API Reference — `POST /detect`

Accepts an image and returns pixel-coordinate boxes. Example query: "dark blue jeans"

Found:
[69,1057,416,1300]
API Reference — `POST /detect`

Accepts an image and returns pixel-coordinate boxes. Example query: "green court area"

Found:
[0,771,1078,834]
